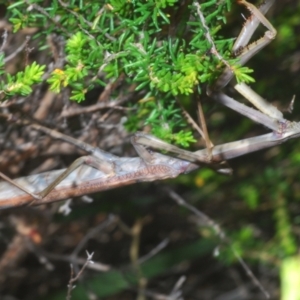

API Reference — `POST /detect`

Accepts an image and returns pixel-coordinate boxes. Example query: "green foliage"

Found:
[5,0,251,146]
[273,191,297,256]
[238,184,259,209]
[218,226,260,265]
[0,60,45,99]
[125,97,197,146]
[220,166,298,266]
[0,53,5,77]
[233,65,255,84]
[47,32,90,100]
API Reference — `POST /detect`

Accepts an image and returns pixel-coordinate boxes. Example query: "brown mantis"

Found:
[0,0,297,209]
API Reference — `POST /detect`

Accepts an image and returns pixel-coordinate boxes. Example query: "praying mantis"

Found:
[0,0,297,209]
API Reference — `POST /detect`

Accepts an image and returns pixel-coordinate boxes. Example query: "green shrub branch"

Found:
[4,0,255,146]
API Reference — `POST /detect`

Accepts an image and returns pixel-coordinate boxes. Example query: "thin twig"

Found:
[25,0,71,37]
[138,238,169,264]
[193,2,231,69]
[4,36,31,63]
[0,29,8,52]
[176,98,205,139]
[59,98,134,119]
[66,251,94,300]
[58,0,115,42]
[197,98,214,154]
[72,215,117,257]
[165,188,270,299]
[43,251,110,271]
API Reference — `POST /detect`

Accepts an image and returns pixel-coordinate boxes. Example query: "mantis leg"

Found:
[131,133,232,175]
[0,117,120,202]
[211,90,283,132]
[0,155,115,202]
[210,0,283,121]
[133,126,299,171]
[214,0,276,90]
[132,132,210,164]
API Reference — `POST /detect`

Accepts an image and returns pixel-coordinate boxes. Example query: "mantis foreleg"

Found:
[210,0,283,121]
